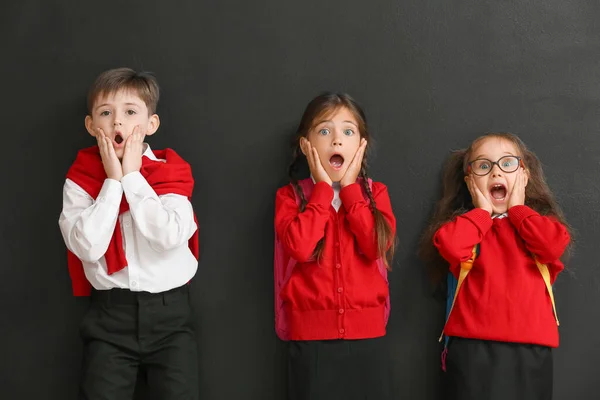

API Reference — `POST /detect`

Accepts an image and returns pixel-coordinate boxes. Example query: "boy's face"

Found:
[303,107,362,182]
[85,89,159,160]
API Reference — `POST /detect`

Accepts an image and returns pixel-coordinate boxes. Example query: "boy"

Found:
[59,67,199,400]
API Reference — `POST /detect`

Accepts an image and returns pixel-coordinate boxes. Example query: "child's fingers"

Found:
[349,140,366,170]
[303,140,313,168]
[312,147,321,170]
[105,137,115,155]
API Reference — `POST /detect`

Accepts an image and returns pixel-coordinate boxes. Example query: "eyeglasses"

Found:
[467,156,523,176]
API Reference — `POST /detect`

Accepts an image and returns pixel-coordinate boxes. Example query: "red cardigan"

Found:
[275,180,396,340]
[65,145,199,296]
[434,206,570,347]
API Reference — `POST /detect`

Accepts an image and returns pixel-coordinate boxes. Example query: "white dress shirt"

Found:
[59,144,198,293]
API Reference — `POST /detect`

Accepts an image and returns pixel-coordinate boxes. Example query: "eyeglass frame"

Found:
[467,156,524,176]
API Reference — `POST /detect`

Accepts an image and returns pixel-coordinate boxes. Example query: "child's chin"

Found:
[327,170,345,183]
[492,205,508,214]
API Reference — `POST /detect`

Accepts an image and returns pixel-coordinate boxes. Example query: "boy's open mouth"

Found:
[489,184,507,201]
[329,154,344,171]
[114,134,124,144]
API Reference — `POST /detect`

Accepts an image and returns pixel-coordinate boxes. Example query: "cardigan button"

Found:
[339,328,345,334]
[335,242,340,247]
[338,308,344,314]
[335,264,341,269]
[337,287,343,293]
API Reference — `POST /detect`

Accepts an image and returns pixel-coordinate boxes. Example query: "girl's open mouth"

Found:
[114,133,124,146]
[489,184,507,201]
[329,154,344,171]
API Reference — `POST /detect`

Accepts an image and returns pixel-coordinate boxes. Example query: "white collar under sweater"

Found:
[310,177,342,211]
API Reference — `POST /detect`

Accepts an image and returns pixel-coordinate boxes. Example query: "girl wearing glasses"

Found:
[420,133,571,400]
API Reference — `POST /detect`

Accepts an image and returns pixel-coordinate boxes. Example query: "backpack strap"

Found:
[438,245,477,342]
[535,256,560,326]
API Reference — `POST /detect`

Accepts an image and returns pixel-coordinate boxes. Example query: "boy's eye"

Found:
[344,129,354,136]
[318,128,329,136]
[126,109,136,115]
[100,110,110,116]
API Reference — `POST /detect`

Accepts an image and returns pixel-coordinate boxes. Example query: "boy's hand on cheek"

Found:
[121,126,145,176]
[96,128,123,181]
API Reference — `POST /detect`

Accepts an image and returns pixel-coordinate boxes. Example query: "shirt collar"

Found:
[142,143,164,162]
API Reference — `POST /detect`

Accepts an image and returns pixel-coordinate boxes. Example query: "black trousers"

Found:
[288,337,392,400]
[78,285,199,400]
[445,338,553,400]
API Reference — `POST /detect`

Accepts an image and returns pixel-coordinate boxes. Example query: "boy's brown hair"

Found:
[87,67,160,115]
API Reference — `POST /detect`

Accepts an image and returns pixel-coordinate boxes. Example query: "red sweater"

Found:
[275,181,396,340]
[434,206,570,347]
[65,145,199,296]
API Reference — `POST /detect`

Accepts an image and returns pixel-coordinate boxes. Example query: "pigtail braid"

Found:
[360,168,396,269]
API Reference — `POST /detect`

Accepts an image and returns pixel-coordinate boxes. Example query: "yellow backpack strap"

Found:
[534,256,560,326]
[439,245,478,342]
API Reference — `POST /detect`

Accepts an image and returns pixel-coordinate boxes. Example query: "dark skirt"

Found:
[445,337,553,400]
[288,337,392,400]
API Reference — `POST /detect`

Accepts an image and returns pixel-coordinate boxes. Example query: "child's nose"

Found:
[332,130,343,146]
[491,164,503,176]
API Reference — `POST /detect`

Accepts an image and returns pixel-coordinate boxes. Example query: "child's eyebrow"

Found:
[474,151,515,159]
[314,120,358,127]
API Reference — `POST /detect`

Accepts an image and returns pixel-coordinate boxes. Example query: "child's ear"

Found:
[145,114,160,136]
[85,116,96,137]
[299,138,307,156]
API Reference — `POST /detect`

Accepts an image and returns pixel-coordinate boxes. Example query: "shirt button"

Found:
[131,281,138,288]
[337,287,343,293]
[335,242,340,247]
[335,264,341,269]
[339,308,344,314]
[124,221,131,228]
[339,328,345,334]
[98,196,105,203]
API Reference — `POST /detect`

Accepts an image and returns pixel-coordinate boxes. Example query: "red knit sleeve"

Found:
[340,182,396,261]
[275,182,333,262]
[508,205,570,278]
[434,208,493,277]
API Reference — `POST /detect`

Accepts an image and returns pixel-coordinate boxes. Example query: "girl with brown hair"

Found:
[421,133,571,400]
[274,92,397,400]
